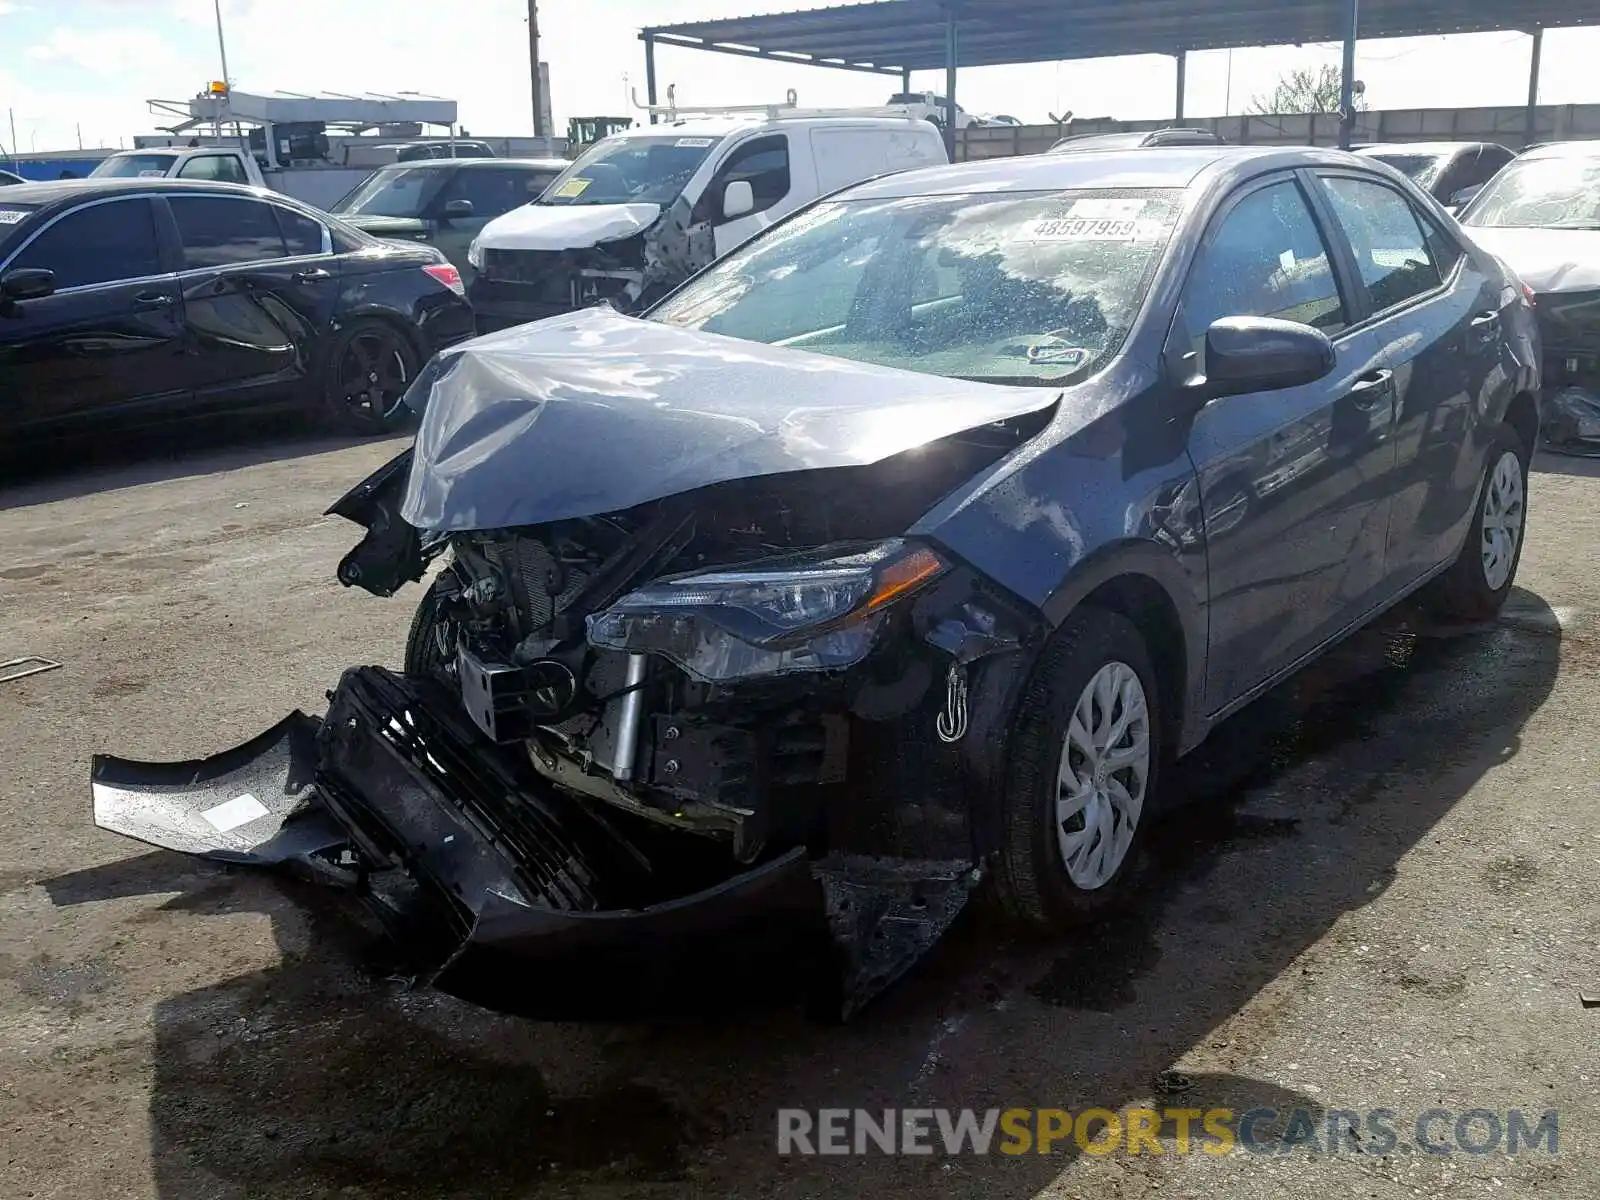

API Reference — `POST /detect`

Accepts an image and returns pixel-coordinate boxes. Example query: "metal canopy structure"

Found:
[641,0,1600,151]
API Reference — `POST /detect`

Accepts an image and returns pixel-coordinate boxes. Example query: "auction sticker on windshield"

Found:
[553,177,591,198]
[1023,199,1163,242]
[676,137,715,147]
[0,210,27,225]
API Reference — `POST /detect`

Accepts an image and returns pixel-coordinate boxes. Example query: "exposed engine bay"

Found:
[91,308,1062,1020]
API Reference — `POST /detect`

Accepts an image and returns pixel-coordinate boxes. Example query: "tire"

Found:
[404,574,455,681]
[316,319,421,436]
[1422,424,1530,623]
[992,607,1163,930]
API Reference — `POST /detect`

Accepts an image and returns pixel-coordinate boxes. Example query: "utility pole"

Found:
[528,0,545,139]
[213,0,231,138]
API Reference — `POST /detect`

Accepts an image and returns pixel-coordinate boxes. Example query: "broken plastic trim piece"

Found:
[1,656,63,685]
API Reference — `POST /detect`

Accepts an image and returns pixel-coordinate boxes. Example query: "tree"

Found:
[1250,64,1366,115]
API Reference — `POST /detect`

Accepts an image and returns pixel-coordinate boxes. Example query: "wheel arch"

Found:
[1503,389,1539,455]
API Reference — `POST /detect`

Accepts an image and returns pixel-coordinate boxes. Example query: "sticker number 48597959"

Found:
[1032,217,1140,240]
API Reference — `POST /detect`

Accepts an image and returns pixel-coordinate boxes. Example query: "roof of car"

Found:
[605,114,936,141]
[1355,141,1491,157]
[845,144,1372,199]
[1520,140,1600,159]
[370,156,570,171]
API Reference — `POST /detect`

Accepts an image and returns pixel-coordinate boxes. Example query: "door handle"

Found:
[132,292,173,309]
[1346,368,1394,410]
[1470,309,1500,328]
[293,267,332,283]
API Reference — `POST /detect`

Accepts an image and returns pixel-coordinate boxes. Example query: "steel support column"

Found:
[901,67,912,94]
[644,35,658,124]
[1338,0,1359,150]
[943,12,958,159]
[1175,50,1187,121]
[1526,27,1543,145]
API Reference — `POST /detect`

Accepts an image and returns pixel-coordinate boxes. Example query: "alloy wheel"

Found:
[1480,449,1525,593]
[1055,660,1151,890]
[336,329,411,422]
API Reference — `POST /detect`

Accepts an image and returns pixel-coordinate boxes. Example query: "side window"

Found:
[703,135,790,223]
[177,155,250,185]
[1180,179,1346,357]
[11,199,164,289]
[1318,175,1443,312]
[274,206,326,257]
[438,168,541,219]
[169,196,287,268]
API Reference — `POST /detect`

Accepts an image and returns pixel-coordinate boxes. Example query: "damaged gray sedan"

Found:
[1461,141,1600,454]
[94,146,1540,1020]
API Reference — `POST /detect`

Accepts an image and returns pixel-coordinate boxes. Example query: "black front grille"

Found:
[481,247,561,284]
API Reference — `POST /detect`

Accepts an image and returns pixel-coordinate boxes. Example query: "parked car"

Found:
[888,91,981,129]
[0,170,23,186]
[328,157,568,277]
[1353,141,1515,211]
[1049,127,1227,153]
[93,146,1539,1021]
[90,146,263,187]
[1459,140,1600,454]
[465,111,946,333]
[0,178,474,439]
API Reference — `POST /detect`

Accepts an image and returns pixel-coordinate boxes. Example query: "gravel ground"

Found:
[0,428,1596,1200]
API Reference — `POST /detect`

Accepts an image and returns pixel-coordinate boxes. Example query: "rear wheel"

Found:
[1423,424,1529,623]
[992,608,1162,930]
[318,320,419,435]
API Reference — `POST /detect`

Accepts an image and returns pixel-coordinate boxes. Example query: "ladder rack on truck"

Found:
[629,85,929,125]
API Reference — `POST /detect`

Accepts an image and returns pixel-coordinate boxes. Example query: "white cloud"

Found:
[27,26,179,76]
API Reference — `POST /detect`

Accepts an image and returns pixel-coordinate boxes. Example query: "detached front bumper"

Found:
[92,666,974,1020]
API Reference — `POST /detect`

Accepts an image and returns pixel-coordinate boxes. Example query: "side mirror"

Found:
[0,268,55,303]
[721,179,755,221]
[1202,315,1335,398]
[442,198,475,219]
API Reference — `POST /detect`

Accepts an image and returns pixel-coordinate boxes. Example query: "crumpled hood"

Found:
[474,202,661,252]
[400,307,1061,531]
[1466,226,1600,293]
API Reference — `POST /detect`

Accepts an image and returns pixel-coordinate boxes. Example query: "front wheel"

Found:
[404,574,456,682]
[317,320,420,436]
[1423,424,1530,623]
[992,608,1162,930]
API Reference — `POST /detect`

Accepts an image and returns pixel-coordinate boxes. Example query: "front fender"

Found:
[326,448,428,597]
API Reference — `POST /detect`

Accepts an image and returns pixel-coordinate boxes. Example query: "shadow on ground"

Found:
[0,414,408,512]
[43,589,1563,1198]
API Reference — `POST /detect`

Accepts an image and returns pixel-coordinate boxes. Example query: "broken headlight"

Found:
[467,238,484,270]
[586,539,948,682]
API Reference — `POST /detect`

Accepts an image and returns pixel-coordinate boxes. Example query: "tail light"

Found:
[423,263,465,296]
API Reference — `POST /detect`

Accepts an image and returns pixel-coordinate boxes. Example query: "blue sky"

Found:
[3,1,1600,153]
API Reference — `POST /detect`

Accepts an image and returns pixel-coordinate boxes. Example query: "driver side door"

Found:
[1177,173,1399,713]
[695,134,794,258]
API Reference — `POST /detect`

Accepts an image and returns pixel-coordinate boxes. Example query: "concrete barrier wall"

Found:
[955,103,1600,160]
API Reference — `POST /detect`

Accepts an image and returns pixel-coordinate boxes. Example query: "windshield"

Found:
[91,153,178,179]
[1364,153,1447,188]
[539,135,718,207]
[1462,156,1600,229]
[331,165,448,218]
[650,188,1182,386]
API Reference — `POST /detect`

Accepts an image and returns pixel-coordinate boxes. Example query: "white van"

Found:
[465,105,947,332]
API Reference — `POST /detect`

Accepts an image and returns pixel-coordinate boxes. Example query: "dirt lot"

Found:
[1,428,1597,1200]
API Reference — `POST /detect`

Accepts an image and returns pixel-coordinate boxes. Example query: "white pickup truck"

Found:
[89,146,373,211]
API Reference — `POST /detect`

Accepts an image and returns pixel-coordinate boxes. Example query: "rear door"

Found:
[1312,170,1508,589]
[0,195,187,435]
[1175,173,1398,712]
[163,193,341,408]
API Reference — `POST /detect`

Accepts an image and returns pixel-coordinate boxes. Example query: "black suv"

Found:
[0,179,475,439]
